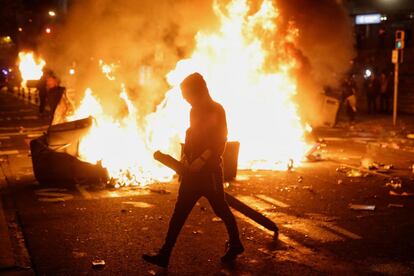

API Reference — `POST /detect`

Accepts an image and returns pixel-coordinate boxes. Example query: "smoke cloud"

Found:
[276,0,356,124]
[39,0,218,117]
[39,0,354,125]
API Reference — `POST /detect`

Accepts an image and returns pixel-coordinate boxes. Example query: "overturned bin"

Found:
[30,117,108,185]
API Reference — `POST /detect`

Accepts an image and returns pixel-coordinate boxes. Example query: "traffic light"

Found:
[395,30,405,49]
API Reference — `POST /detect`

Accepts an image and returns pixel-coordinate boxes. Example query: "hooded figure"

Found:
[142,73,244,268]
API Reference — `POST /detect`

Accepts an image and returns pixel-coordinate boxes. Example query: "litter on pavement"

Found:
[348,204,376,211]
[361,158,393,172]
[385,178,402,189]
[92,259,105,267]
[346,169,364,177]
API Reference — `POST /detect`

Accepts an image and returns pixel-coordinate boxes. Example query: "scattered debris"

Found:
[297,176,303,183]
[337,166,370,177]
[147,188,170,195]
[302,185,313,192]
[192,230,203,235]
[361,158,393,172]
[200,206,207,211]
[346,169,364,177]
[389,191,414,197]
[212,217,222,222]
[257,247,272,256]
[92,259,106,267]
[348,204,376,211]
[141,227,149,231]
[148,269,157,275]
[305,143,322,161]
[387,203,404,208]
[307,153,322,162]
[336,166,348,173]
[385,178,402,189]
[376,165,393,173]
[337,179,343,185]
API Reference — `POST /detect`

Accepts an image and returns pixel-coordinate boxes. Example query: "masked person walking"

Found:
[142,73,244,268]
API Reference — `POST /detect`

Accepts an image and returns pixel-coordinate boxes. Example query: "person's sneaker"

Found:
[142,253,169,268]
[220,243,244,263]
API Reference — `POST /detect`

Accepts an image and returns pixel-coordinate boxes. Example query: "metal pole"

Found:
[393,58,399,126]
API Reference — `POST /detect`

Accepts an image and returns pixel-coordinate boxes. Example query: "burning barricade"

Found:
[30,117,109,185]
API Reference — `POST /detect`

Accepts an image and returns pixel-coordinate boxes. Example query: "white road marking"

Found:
[235,195,362,243]
[94,188,151,199]
[283,222,344,242]
[233,211,314,255]
[236,195,273,211]
[321,224,362,240]
[122,201,154,208]
[255,194,290,208]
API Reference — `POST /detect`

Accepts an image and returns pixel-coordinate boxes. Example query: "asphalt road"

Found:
[1,91,414,275]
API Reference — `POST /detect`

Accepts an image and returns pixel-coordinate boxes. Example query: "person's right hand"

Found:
[187,158,205,172]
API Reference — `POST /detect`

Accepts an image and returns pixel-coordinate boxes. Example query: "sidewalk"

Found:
[0,90,42,274]
[0,197,14,270]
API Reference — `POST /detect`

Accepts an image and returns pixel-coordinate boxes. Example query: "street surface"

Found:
[1,90,414,275]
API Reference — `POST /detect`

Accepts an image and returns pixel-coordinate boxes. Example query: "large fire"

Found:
[18,52,46,87]
[68,0,311,186]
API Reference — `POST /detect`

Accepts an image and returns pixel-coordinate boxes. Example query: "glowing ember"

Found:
[18,52,46,87]
[70,0,311,186]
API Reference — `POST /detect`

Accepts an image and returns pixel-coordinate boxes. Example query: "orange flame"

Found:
[18,52,46,87]
[71,0,311,186]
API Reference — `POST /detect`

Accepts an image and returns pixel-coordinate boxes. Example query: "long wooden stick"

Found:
[153,151,279,233]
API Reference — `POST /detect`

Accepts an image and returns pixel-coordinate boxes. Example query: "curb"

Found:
[0,197,15,269]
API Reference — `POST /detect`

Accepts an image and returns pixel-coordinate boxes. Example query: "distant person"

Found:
[37,68,50,115]
[379,72,391,114]
[45,74,65,124]
[142,73,244,268]
[365,73,379,114]
[342,77,357,123]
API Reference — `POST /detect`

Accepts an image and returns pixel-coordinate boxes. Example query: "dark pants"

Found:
[161,172,241,255]
[346,103,356,122]
[379,93,390,113]
[367,95,377,113]
[39,88,47,114]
